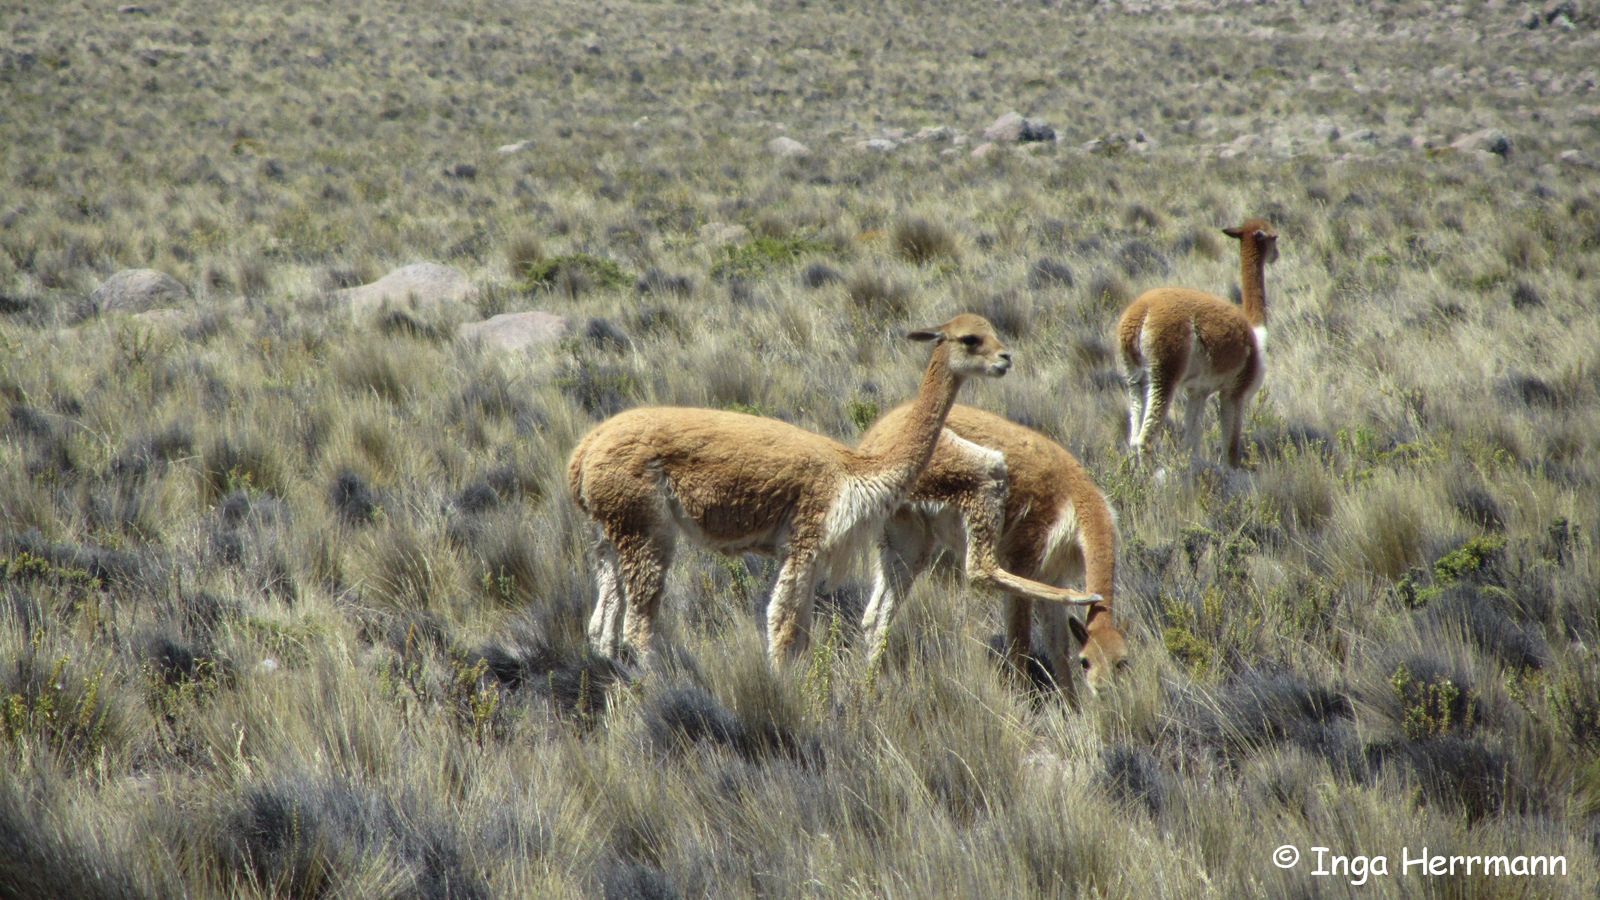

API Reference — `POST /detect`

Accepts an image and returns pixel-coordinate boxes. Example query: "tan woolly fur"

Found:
[859,404,1126,701]
[568,314,1012,668]
[1117,218,1279,467]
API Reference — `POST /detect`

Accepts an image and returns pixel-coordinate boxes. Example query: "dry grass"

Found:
[3,0,1600,896]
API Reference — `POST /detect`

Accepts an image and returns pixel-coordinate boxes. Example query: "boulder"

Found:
[983,112,1026,142]
[1452,129,1512,158]
[90,269,188,315]
[983,112,1054,143]
[458,311,571,353]
[339,263,478,318]
[768,136,810,158]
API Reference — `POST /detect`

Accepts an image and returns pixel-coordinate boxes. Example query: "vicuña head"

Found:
[1117,217,1278,468]
[907,313,1013,378]
[568,313,1010,670]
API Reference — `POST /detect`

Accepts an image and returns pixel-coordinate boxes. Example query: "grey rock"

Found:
[1559,149,1598,168]
[497,140,534,155]
[340,263,478,318]
[768,136,810,158]
[1452,129,1512,158]
[857,138,897,152]
[129,308,187,331]
[458,311,571,353]
[983,111,1054,143]
[983,112,1025,142]
[90,269,189,315]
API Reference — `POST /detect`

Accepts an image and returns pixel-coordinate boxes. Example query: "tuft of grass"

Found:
[504,233,545,279]
[844,269,912,319]
[892,217,959,266]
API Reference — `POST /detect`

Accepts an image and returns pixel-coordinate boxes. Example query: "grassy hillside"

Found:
[2,0,1598,895]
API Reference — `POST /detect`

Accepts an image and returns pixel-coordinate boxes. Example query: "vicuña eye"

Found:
[959,335,980,347]
[1079,658,1091,670]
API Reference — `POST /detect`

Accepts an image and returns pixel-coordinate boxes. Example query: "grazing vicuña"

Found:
[859,405,1124,700]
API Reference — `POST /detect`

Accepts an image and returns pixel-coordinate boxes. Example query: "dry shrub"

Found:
[845,269,911,319]
[892,218,959,266]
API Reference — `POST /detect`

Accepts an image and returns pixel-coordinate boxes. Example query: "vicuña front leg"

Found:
[861,513,935,669]
[1033,601,1082,709]
[1220,387,1255,469]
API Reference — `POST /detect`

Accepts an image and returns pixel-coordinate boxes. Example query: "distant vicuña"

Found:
[1117,219,1278,468]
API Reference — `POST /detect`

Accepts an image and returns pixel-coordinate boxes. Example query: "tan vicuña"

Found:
[568,314,1013,668]
[1117,218,1278,467]
[859,404,1124,701]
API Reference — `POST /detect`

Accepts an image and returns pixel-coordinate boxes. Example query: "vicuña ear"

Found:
[1068,616,1089,646]
[906,329,943,343]
[1221,226,1244,239]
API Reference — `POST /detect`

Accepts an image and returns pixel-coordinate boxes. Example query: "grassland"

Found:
[3,0,1600,896]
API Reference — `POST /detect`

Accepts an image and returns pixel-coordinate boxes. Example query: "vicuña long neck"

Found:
[1240,241,1268,328]
[1080,495,1117,628]
[868,347,961,486]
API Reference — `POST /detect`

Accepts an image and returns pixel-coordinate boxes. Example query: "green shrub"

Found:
[710,235,830,281]
[518,254,630,297]
[1432,535,1506,586]
[1391,662,1475,740]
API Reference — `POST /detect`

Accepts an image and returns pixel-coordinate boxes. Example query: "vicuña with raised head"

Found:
[1117,218,1278,467]
[568,314,1018,668]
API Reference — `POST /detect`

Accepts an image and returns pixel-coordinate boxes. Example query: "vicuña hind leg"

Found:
[1132,331,1189,460]
[767,550,821,666]
[1133,367,1181,461]
[1124,371,1148,448]
[587,540,627,657]
[615,530,675,667]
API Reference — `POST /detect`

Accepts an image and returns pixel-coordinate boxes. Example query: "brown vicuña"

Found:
[858,404,1122,701]
[1117,218,1278,467]
[569,314,1044,668]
